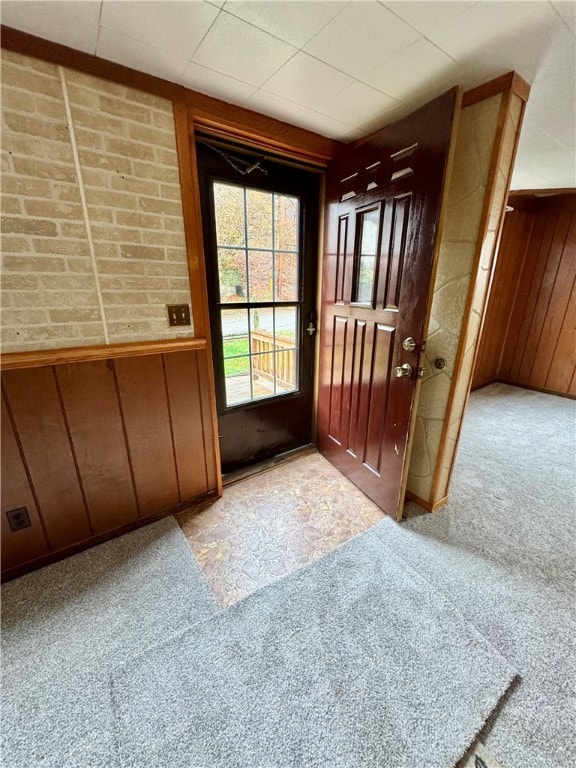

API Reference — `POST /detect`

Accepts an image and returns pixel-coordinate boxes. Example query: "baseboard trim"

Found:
[1,489,219,583]
[404,491,449,514]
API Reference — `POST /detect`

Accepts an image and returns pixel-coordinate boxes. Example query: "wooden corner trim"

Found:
[1,25,340,164]
[404,491,448,514]
[463,71,531,107]
[0,338,208,371]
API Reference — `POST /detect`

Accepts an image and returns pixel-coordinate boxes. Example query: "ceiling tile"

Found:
[414,1,559,64]
[222,0,348,48]
[1,0,101,54]
[262,52,355,110]
[316,81,398,126]
[100,1,220,62]
[520,147,576,187]
[247,90,355,139]
[191,12,296,87]
[180,62,256,104]
[96,28,190,83]
[303,1,420,79]
[362,38,462,100]
[510,167,551,191]
[383,1,477,38]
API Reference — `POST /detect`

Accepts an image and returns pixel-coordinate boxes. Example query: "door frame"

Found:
[194,137,322,474]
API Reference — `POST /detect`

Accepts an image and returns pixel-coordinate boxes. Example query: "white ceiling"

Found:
[1,0,575,190]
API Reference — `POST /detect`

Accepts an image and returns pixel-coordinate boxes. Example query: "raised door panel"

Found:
[55,360,139,534]
[1,368,92,549]
[1,394,50,571]
[114,355,179,516]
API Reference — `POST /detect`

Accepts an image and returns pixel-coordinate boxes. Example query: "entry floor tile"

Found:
[177,451,386,607]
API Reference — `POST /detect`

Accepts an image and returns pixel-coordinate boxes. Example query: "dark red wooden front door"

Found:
[317,88,460,517]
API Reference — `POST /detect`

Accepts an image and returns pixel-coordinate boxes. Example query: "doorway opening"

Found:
[196,140,320,475]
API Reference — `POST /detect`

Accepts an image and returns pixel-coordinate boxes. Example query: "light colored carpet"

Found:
[111,526,516,768]
[1,517,220,768]
[394,383,576,768]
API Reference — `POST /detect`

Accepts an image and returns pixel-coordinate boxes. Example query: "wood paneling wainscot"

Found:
[1,348,219,579]
[473,193,576,396]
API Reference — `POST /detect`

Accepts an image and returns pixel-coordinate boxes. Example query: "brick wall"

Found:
[1,50,194,351]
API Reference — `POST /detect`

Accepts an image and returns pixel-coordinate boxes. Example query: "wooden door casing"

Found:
[317,89,460,516]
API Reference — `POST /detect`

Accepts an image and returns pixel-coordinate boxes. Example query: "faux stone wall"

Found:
[1,49,193,351]
[406,90,524,505]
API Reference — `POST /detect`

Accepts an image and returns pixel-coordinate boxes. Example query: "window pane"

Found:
[275,251,298,301]
[214,183,245,247]
[251,351,275,400]
[275,305,297,345]
[246,189,273,249]
[218,248,247,302]
[225,362,251,406]
[275,350,298,394]
[353,208,379,304]
[274,195,298,251]
[248,250,273,302]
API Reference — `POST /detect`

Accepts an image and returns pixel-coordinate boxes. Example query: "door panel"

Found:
[196,141,319,474]
[317,88,460,516]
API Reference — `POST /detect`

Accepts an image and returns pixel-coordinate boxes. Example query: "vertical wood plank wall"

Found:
[1,349,218,578]
[473,194,576,395]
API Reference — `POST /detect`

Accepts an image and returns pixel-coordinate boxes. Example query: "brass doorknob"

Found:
[394,363,413,378]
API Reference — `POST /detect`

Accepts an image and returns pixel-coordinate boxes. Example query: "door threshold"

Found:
[222,444,317,488]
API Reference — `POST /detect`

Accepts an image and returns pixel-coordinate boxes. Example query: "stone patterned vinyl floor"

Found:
[177,451,386,607]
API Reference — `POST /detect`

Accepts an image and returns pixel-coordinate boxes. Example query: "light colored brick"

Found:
[152,110,175,131]
[124,276,169,291]
[107,321,154,336]
[77,149,132,174]
[49,308,102,323]
[99,95,151,124]
[1,308,48,325]
[60,222,90,239]
[103,291,146,305]
[105,136,155,162]
[96,259,144,275]
[65,82,101,110]
[12,157,76,182]
[1,50,59,78]
[147,262,189,277]
[42,291,100,307]
[154,147,178,166]
[1,62,62,99]
[79,323,107,339]
[73,127,105,150]
[160,183,182,201]
[90,225,142,243]
[129,123,173,147]
[169,277,191,291]
[1,275,39,290]
[41,274,97,290]
[4,112,70,143]
[16,326,81,342]
[132,160,177,183]
[71,107,127,136]
[8,135,75,165]
[1,196,22,214]
[120,244,164,260]
[85,189,138,210]
[24,199,84,220]
[2,175,52,198]
[163,216,185,233]
[2,87,36,113]
[32,238,90,257]
[1,235,32,253]
[146,231,186,247]
[111,175,159,196]
[138,196,182,216]
[99,276,125,290]
[87,207,114,223]
[3,255,66,272]
[68,257,96,273]
[115,211,163,230]
[2,216,58,237]
[81,168,112,188]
